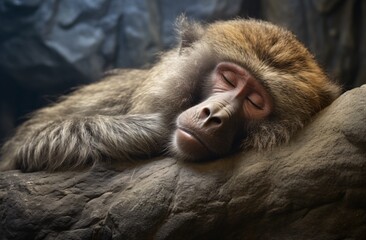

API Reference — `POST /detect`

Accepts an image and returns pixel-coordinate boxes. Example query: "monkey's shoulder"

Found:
[101,68,149,81]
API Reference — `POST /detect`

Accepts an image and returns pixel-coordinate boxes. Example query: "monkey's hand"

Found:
[0,114,168,172]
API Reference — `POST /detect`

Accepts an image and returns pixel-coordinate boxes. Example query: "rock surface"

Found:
[0,0,242,88]
[0,87,365,239]
[0,0,244,143]
[0,85,366,240]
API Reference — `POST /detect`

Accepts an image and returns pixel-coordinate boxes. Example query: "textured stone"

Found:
[0,0,243,143]
[0,0,242,89]
[0,86,365,239]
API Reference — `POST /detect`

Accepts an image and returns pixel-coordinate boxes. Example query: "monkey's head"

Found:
[169,17,341,161]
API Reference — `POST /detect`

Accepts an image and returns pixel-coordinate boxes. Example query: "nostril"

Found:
[199,106,223,126]
[201,107,211,118]
[210,116,222,125]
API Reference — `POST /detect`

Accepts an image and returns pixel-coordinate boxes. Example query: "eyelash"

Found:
[246,97,263,110]
[222,74,235,87]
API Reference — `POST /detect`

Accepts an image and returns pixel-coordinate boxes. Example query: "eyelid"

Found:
[247,96,264,110]
[222,72,235,87]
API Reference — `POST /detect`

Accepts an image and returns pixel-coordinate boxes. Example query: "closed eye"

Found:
[247,96,264,110]
[222,73,235,88]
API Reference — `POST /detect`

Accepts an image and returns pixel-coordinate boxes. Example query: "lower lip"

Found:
[175,128,213,159]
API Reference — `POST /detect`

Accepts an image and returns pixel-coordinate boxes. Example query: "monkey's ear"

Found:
[176,15,205,51]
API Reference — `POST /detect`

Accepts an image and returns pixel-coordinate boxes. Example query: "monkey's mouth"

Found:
[175,128,215,159]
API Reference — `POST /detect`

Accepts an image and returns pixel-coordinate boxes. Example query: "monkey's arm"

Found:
[0,69,168,172]
[0,114,168,172]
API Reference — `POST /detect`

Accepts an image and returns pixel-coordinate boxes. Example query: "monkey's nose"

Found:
[199,107,223,127]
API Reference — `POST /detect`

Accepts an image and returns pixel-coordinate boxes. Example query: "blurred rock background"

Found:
[0,0,365,144]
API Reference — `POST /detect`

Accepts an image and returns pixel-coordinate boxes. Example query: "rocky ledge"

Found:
[0,85,365,240]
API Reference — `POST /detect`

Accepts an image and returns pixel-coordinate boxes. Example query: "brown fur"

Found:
[0,17,341,172]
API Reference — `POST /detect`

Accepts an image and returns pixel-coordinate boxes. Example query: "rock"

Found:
[0,0,242,90]
[1,86,365,239]
[0,0,243,143]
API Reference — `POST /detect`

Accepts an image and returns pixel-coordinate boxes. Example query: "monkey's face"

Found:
[172,62,273,160]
